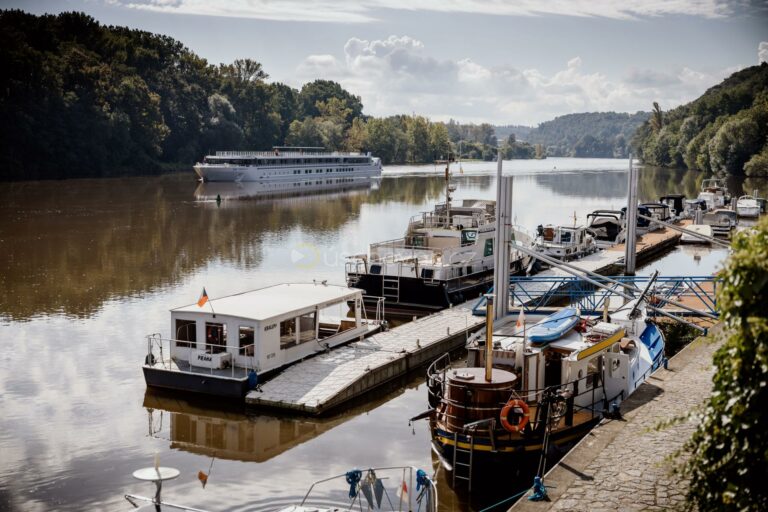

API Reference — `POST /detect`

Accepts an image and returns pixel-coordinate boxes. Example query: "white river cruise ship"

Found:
[194,146,382,182]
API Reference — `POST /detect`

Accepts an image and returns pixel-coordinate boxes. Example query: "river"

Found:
[0,158,763,511]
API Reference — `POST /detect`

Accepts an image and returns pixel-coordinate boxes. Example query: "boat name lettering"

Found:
[264,323,277,331]
[266,352,276,359]
[197,353,213,362]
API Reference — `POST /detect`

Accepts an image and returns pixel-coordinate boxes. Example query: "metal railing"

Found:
[213,150,370,158]
[145,334,259,378]
[473,274,719,316]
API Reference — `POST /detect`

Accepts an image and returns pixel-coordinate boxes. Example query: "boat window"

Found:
[205,322,227,354]
[175,319,197,348]
[466,265,472,275]
[280,318,296,349]
[560,231,572,244]
[370,264,382,275]
[461,230,478,246]
[298,312,316,343]
[239,326,255,356]
[421,268,434,279]
[484,239,494,257]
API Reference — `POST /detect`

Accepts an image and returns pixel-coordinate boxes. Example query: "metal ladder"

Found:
[382,275,400,303]
[452,432,475,491]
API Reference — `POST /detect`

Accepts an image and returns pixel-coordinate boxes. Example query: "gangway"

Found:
[472,275,718,318]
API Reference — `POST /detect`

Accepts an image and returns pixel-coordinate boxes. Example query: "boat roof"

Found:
[172,283,361,321]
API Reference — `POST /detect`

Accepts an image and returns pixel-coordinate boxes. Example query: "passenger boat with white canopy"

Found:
[142,283,383,398]
[194,147,381,182]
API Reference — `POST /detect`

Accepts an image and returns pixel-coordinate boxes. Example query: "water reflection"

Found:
[0,160,765,511]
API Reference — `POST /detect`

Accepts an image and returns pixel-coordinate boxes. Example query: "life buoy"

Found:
[500,399,529,432]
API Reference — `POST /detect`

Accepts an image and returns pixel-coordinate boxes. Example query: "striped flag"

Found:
[197,288,209,308]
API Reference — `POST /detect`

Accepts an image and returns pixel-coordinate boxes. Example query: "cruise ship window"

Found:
[280,318,297,349]
[239,326,255,356]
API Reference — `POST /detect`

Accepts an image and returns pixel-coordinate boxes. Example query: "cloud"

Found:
[108,0,738,22]
[760,42,768,64]
[295,35,739,125]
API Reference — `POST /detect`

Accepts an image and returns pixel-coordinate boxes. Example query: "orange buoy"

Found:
[500,399,530,432]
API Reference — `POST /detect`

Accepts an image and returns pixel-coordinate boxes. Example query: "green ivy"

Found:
[685,217,768,510]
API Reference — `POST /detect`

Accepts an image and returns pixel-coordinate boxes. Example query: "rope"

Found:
[477,488,530,512]
[345,469,362,498]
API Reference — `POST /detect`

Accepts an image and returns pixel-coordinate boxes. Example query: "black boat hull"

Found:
[143,366,250,398]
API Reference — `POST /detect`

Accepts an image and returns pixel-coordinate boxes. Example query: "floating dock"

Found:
[246,302,484,414]
[245,223,692,415]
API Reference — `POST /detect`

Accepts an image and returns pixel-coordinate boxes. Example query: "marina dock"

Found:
[509,330,722,512]
[246,223,694,415]
[245,302,484,414]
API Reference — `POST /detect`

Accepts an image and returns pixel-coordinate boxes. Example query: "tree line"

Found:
[520,111,649,158]
[0,10,540,181]
[633,64,768,176]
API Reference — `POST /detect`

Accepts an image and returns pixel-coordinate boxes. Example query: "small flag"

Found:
[515,308,526,330]
[397,480,409,500]
[197,288,209,308]
[198,470,209,488]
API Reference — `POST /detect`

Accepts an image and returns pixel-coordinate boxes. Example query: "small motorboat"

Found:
[659,194,686,219]
[680,224,713,244]
[533,224,598,262]
[736,195,760,218]
[703,209,738,237]
[586,210,625,248]
[527,307,581,344]
[697,177,730,210]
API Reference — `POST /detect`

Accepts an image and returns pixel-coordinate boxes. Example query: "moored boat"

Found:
[142,283,383,398]
[585,209,625,248]
[422,294,664,477]
[703,209,738,237]
[346,165,532,315]
[532,224,598,264]
[680,224,713,244]
[735,195,760,218]
[697,178,730,210]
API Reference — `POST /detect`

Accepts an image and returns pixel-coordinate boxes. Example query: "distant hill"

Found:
[634,64,768,176]
[526,112,649,158]
[494,124,534,142]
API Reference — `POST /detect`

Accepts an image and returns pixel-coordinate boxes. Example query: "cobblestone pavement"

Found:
[512,334,721,512]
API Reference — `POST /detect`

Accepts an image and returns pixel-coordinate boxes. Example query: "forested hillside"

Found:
[633,64,768,176]
[525,112,649,158]
[1,10,513,181]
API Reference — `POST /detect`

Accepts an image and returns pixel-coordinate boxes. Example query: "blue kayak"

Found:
[527,307,580,344]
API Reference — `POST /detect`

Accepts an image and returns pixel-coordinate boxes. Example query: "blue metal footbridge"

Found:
[472,275,719,318]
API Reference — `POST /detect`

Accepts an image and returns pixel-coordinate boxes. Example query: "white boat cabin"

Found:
[533,224,597,261]
[167,283,374,375]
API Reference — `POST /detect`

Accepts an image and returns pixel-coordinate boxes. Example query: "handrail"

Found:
[144,336,259,378]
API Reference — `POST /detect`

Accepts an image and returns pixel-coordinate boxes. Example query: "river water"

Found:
[0,158,763,511]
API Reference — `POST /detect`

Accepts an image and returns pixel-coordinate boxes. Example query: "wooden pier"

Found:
[246,223,687,415]
[245,302,484,414]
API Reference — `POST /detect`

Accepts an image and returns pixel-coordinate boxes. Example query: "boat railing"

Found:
[369,238,445,263]
[297,465,437,512]
[213,150,370,158]
[144,334,259,379]
[426,366,608,431]
[362,295,386,325]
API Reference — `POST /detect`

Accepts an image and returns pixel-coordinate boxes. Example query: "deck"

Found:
[245,302,484,414]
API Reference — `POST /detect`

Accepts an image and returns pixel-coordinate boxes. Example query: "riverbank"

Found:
[510,328,723,511]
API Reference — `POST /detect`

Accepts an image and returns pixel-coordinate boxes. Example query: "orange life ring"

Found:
[500,399,530,432]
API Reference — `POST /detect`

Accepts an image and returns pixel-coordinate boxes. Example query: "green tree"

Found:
[650,101,664,133]
[685,217,768,511]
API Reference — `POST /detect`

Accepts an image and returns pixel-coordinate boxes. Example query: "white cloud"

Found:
[295,35,739,125]
[759,42,768,64]
[109,0,737,22]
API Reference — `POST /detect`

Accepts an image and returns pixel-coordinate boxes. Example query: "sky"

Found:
[3,0,768,125]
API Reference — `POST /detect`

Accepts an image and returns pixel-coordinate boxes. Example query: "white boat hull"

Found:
[736,205,760,218]
[194,163,382,182]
